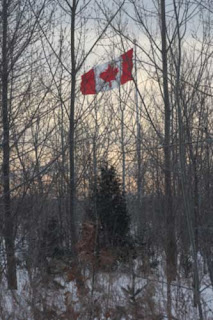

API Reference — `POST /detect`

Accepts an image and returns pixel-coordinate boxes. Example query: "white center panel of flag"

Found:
[94,57,121,93]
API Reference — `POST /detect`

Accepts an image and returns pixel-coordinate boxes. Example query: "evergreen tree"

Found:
[94,164,130,247]
[42,217,63,259]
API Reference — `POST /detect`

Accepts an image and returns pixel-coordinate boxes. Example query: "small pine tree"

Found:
[42,217,63,259]
[94,164,130,248]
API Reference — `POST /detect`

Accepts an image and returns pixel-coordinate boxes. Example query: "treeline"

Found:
[0,1,213,317]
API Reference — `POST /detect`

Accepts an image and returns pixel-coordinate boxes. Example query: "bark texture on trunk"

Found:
[2,0,17,290]
[161,0,177,280]
[69,0,77,252]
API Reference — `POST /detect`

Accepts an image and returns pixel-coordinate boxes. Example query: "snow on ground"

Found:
[0,256,213,319]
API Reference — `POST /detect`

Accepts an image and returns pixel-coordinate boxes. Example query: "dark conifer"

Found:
[95,164,130,247]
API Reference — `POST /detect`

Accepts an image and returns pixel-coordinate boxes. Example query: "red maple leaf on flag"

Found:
[100,64,119,87]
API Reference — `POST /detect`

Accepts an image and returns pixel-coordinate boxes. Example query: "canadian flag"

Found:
[80,49,133,95]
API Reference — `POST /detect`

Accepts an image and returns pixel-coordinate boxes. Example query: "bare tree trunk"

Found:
[160,0,177,281]
[2,0,17,290]
[69,0,77,253]
[134,42,142,206]
[172,1,203,317]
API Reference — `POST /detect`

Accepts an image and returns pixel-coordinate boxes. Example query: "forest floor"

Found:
[0,252,213,320]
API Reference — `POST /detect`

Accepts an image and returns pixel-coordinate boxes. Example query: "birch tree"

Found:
[0,0,48,289]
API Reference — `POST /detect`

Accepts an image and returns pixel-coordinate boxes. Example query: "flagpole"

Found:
[93,95,98,214]
[134,39,142,207]
[119,84,126,194]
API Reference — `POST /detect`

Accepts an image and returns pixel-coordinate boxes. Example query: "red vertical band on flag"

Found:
[80,68,96,95]
[121,49,133,85]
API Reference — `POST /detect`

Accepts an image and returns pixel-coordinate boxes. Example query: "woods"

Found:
[0,0,213,319]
